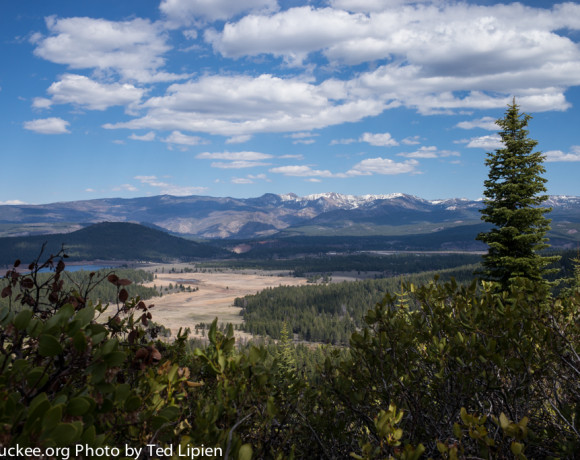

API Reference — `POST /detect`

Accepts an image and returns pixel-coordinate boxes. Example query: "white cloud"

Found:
[104,73,387,136]
[206,2,580,113]
[293,139,316,145]
[545,146,580,162]
[211,160,271,169]
[162,131,207,146]
[134,175,207,196]
[113,184,138,192]
[269,165,335,177]
[232,173,271,184]
[360,132,398,146]
[197,151,273,161]
[160,0,278,24]
[198,151,273,168]
[226,134,252,144]
[0,200,27,205]
[248,173,270,181]
[465,135,503,149]
[346,157,418,175]
[33,16,186,83]
[456,116,498,130]
[231,177,254,184]
[32,98,52,109]
[331,138,357,145]
[330,0,433,13]
[23,117,70,134]
[39,74,145,110]
[129,131,156,141]
[401,136,421,145]
[286,132,318,139]
[397,146,459,159]
[287,132,319,145]
[206,6,370,64]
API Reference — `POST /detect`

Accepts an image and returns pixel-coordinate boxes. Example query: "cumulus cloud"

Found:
[32,98,52,109]
[331,138,357,145]
[248,173,270,181]
[545,146,580,162]
[28,1,580,145]
[23,117,70,134]
[210,160,271,169]
[37,74,145,110]
[360,132,398,146]
[286,132,319,144]
[197,151,273,169]
[196,151,273,161]
[107,0,580,137]
[113,184,138,192]
[160,0,278,24]
[206,6,370,64]
[162,131,207,146]
[206,2,580,113]
[397,146,460,159]
[269,157,419,178]
[456,116,498,130]
[226,134,252,144]
[33,16,186,83]
[346,157,419,175]
[465,135,503,149]
[401,136,421,145]
[231,177,254,184]
[294,139,316,145]
[330,0,433,13]
[129,132,156,141]
[269,165,335,177]
[287,132,318,139]
[134,175,207,196]
[232,173,271,184]
[104,73,387,135]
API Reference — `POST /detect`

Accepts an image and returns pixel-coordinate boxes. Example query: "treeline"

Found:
[201,252,482,277]
[236,264,478,343]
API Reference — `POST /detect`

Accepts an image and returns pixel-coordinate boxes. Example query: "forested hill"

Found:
[0,222,226,264]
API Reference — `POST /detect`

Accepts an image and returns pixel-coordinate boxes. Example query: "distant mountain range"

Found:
[0,193,579,256]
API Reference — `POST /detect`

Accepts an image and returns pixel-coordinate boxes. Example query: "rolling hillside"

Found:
[0,222,226,265]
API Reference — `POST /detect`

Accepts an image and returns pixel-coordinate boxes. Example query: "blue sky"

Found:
[1,0,579,204]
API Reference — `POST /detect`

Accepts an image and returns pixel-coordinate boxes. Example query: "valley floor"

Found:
[142,267,307,340]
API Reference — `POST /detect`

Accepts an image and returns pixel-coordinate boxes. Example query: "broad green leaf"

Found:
[14,308,33,330]
[238,444,253,460]
[38,334,63,357]
[66,397,91,416]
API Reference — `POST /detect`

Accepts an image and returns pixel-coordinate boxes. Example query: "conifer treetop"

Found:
[476,98,558,290]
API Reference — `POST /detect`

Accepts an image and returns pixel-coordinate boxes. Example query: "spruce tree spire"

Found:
[476,98,558,290]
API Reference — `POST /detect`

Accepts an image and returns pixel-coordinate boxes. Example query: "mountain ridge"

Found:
[1,192,579,241]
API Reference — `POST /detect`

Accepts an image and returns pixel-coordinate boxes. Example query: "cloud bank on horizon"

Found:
[3,0,580,203]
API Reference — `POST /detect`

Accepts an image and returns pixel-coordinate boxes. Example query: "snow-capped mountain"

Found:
[0,192,578,240]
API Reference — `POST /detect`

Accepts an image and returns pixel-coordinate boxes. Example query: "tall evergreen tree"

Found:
[476,98,557,290]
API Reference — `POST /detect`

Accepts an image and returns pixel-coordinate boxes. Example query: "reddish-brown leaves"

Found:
[119,288,129,303]
[1,285,12,298]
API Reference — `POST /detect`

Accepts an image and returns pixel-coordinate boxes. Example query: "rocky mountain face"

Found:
[1,193,579,240]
